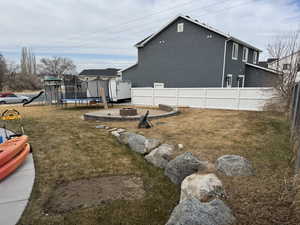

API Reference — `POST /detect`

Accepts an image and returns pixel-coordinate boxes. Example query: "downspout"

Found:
[222,39,229,88]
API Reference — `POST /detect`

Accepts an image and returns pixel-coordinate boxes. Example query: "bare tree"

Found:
[20,47,37,75]
[4,59,41,91]
[0,54,7,91]
[267,31,300,111]
[39,56,76,77]
[5,61,19,89]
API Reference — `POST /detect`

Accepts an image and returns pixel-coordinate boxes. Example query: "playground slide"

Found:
[23,91,44,107]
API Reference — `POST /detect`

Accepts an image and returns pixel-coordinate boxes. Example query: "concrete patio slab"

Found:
[0,200,28,225]
[0,154,35,225]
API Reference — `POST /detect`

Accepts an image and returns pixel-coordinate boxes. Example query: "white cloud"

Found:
[0,0,299,71]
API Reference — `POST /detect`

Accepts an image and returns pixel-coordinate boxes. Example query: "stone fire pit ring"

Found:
[84,104,180,121]
[119,108,138,116]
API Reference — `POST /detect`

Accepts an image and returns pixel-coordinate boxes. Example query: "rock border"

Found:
[84,104,180,121]
[96,125,255,225]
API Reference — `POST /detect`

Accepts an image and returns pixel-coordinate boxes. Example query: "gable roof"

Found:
[79,68,120,77]
[135,14,262,52]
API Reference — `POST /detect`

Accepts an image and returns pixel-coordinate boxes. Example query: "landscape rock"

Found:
[108,128,117,132]
[145,144,175,168]
[180,173,225,203]
[111,131,121,137]
[165,152,208,185]
[127,133,147,154]
[177,144,184,150]
[215,155,254,176]
[95,125,106,129]
[144,138,161,153]
[118,132,137,145]
[166,197,236,225]
[116,128,126,133]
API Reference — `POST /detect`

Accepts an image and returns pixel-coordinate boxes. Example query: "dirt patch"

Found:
[46,176,145,213]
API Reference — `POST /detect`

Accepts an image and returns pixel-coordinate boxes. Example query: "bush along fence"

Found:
[96,124,256,225]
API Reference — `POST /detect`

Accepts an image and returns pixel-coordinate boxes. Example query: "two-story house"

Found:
[121,15,278,88]
[267,51,300,78]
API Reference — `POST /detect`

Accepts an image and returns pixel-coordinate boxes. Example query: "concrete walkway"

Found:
[0,154,35,225]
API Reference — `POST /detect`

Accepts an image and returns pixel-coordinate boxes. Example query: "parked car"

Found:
[0,92,30,104]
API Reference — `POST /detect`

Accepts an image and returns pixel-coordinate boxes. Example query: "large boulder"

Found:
[180,173,225,203]
[127,133,147,154]
[166,197,236,225]
[145,144,175,168]
[118,132,137,145]
[164,152,207,185]
[144,138,161,154]
[215,155,254,176]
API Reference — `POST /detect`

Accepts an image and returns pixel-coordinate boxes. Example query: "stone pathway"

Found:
[0,154,35,225]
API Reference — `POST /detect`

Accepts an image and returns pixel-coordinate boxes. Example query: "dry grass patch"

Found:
[10,105,179,225]
[100,107,298,225]
[46,175,145,213]
[5,105,297,225]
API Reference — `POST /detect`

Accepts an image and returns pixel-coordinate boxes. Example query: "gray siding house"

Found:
[121,15,278,88]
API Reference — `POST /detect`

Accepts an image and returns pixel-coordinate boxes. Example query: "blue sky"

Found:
[0,0,299,72]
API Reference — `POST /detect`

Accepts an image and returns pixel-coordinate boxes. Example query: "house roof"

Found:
[135,14,262,52]
[246,63,280,74]
[44,76,63,82]
[119,63,138,73]
[267,50,300,65]
[79,68,120,77]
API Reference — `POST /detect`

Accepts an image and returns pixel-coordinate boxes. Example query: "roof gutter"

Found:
[222,39,229,88]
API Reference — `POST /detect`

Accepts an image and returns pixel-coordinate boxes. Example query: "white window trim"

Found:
[232,43,239,60]
[242,47,248,62]
[238,75,245,88]
[253,51,258,64]
[226,74,233,88]
[177,23,184,32]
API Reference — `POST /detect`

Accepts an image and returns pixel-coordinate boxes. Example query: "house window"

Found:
[242,47,248,62]
[253,51,258,64]
[283,63,291,70]
[226,74,233,88]
[177,23,184,32]
[232,43,239,60]
[237,75,245,88]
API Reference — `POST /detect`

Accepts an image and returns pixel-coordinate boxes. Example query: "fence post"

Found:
[292,84,300,131]
[152,88,155,106]
[237,88,241,110]
[291,85,298,124]
[204,88,207,109]
[176,88,179,107]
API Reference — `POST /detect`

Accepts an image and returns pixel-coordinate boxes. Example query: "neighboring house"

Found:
[267,51,300,75]
[79,68,120,97]
[79,68,120,79]
[121,15,278,88]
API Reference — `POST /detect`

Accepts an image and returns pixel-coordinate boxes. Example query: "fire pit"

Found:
[84,105,179,121]
[119,108,138,116]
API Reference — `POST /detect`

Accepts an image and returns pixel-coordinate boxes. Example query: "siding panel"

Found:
[123,18,226,88]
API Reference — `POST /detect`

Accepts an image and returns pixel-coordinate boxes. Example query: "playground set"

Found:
[24,74,131,108]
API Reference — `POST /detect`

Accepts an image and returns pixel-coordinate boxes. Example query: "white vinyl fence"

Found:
[131,88,275,111]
